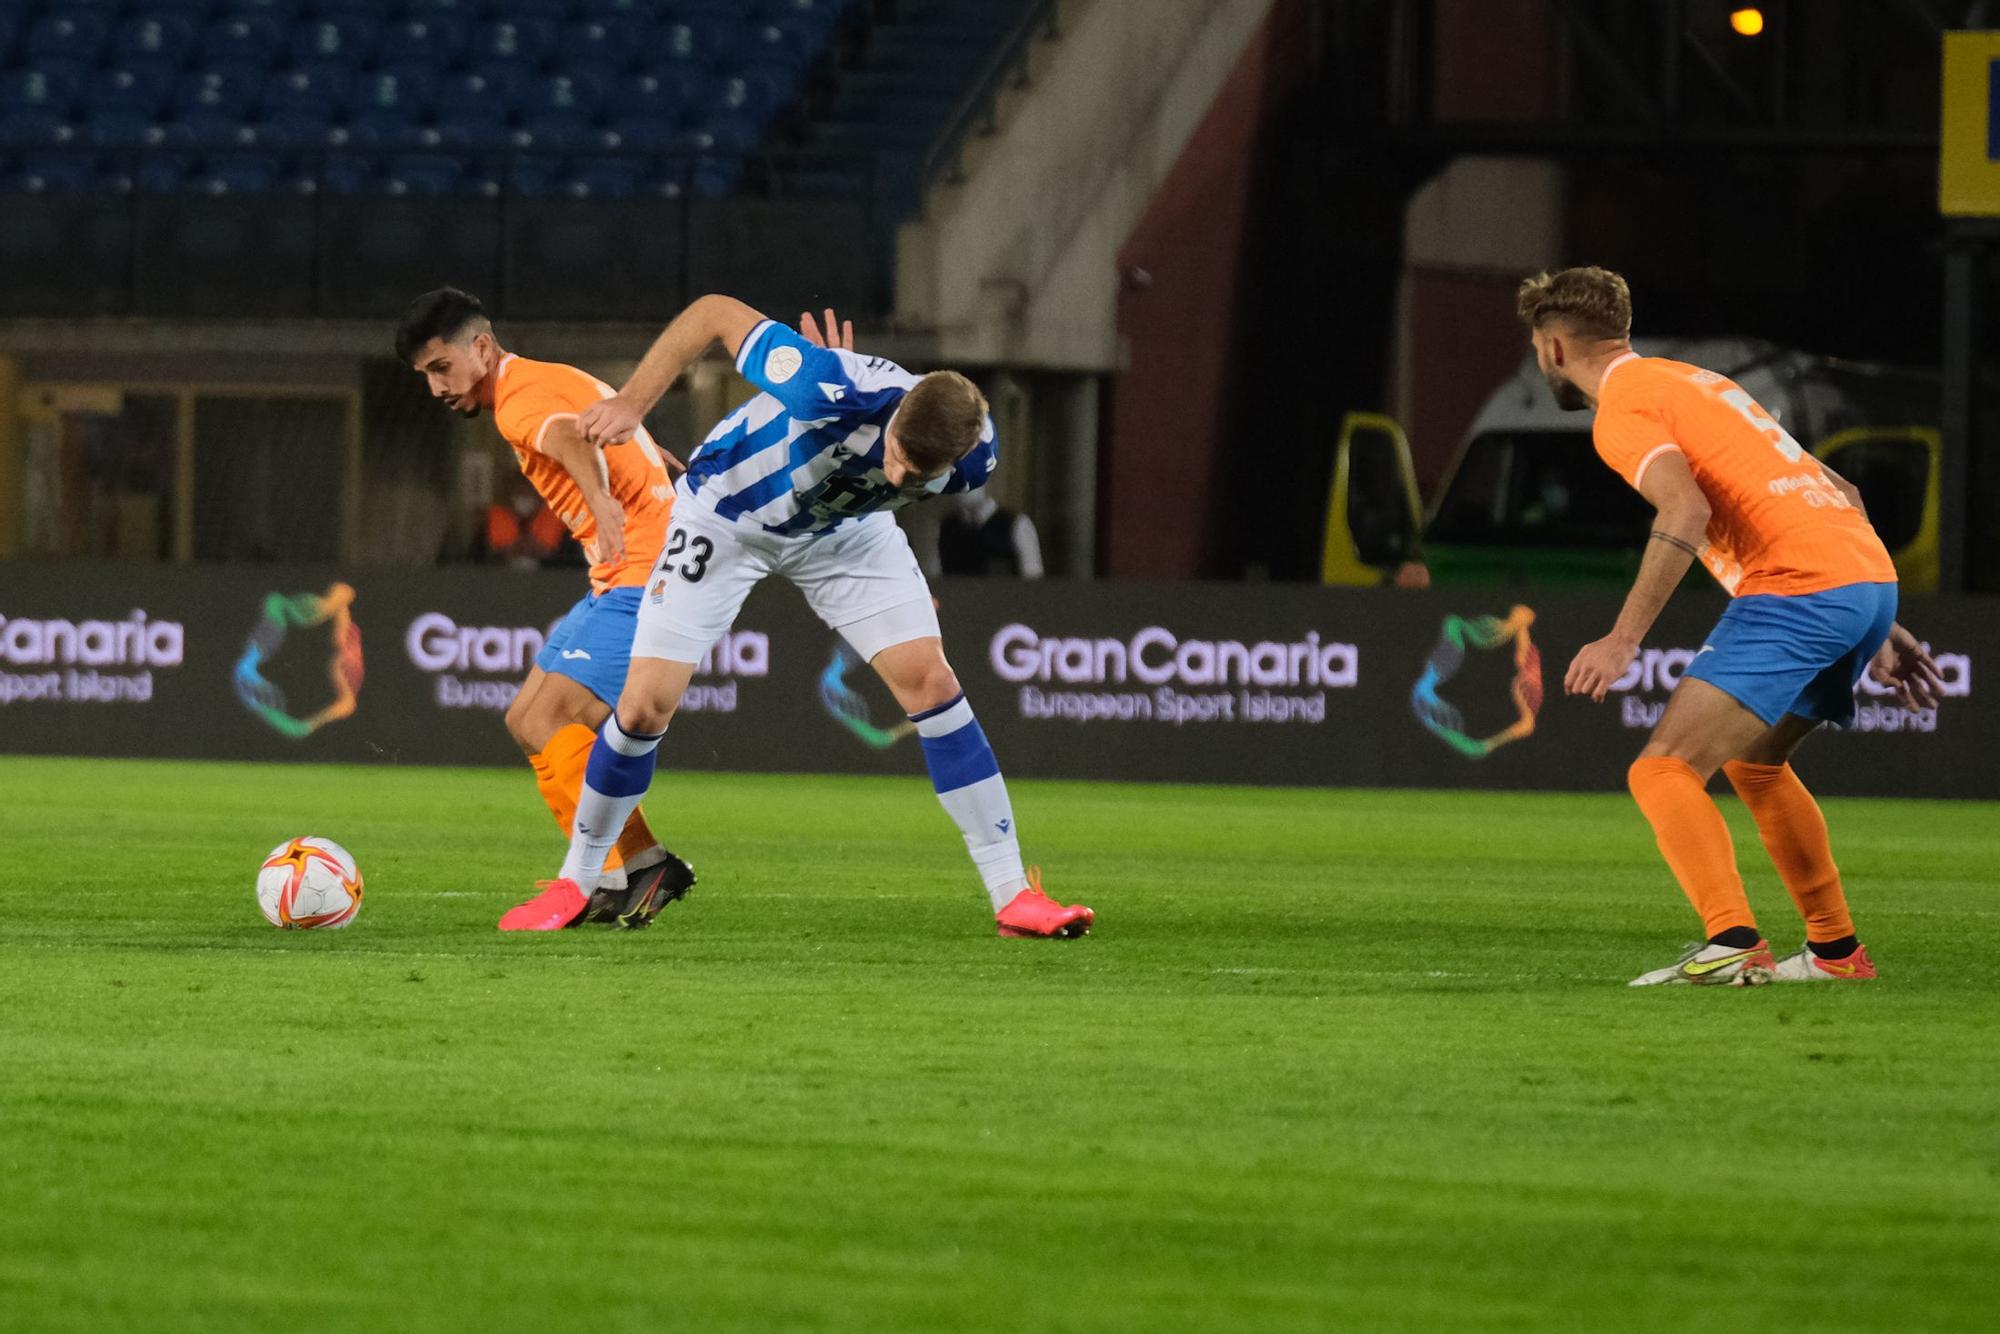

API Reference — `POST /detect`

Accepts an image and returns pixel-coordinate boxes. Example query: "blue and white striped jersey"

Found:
[680,320,998,536]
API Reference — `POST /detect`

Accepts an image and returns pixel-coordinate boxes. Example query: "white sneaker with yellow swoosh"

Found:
[1628,939,1777,987]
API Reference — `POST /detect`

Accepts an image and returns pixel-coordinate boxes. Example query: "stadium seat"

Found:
[430,72,513,149]
[26,13,111,67]
[384,153,461,196]
[346,69,434,141]
[604,111,680,152]
[111,15,199,71]
[85,111,164,149]
[200,151,283,195]
[503,153,564,197]
[16,150,97,194]
[383,16,470,71]
[263,68,349,116]
[200,16,284,68]
[317,152,376,194]
[131,150,192,193]
[290,17,379,73]
[2,67,81,117]
[566,156,646,200]
[0,108,75,148]
[85,67,175,120]
[469,19,557,74]
[623,66,703,114]
[561,17,642,75]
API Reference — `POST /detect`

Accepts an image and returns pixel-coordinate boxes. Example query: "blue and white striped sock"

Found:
[911,693,1026,911]
[559,715,665,889]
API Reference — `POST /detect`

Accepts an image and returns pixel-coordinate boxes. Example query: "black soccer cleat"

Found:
[611,849,697,930]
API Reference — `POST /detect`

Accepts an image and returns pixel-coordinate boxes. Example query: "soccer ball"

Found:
[256,837,363,930]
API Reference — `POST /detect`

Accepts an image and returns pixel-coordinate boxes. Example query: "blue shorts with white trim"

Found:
[1681,581,1897,727]
[534,586,642,707]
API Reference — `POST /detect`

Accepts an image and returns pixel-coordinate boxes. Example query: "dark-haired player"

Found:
[395,288,693,927]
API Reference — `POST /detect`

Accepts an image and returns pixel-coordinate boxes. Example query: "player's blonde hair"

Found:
[1516,266,1633,340]
[894,371,988,478]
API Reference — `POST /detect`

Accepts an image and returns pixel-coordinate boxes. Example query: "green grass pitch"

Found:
[1,755,1995,1332]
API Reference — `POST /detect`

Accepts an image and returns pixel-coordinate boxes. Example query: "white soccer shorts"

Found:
[631,503,941,664]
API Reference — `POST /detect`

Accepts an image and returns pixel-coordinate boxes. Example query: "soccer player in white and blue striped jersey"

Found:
[496,295,1095,939]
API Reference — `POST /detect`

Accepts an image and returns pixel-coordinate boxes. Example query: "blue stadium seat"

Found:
[16,150,97,194]
[257,109,337,149]
[199,151,283,194]
[141,0,218,14]
[135,152,193,193]
[562,17,642,74]
[85,67,175,119]
[623,65,703,113]
[0,108,75,148]
[3,67,82,117]
[504,153,564,197]
[290,17,378,73]
[86,111,165,149]
[577,0,650,16]
[383,16,470,70]
[405,0,481,17]
[346,69,434,141]
[27,13,112,67]
[174,68,259,120]
[218,0,301,15]
[429,72,513,149]
[111,15,198,70]
[709,71,788,125]
[737,21,813,71]
[263,68,349,115]
[566,156,645,200]
[317,153,376,194]
[201,16,283,67]
[604,110,679,152]
[469,19,557,73]
[383,153,460,196]
[0,13,16,67]
[755,0,853,37]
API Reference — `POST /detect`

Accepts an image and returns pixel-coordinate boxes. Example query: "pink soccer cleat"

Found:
[995,868,1094,939]
[498,878,589,932]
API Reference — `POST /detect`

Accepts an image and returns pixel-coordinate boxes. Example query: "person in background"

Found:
[483,474,570,570]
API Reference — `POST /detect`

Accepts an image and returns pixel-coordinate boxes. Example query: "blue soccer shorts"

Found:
[534,585,643,707]
[1682,580,1898,727]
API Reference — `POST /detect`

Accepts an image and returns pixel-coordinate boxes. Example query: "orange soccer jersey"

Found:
[1592,354,1896,597]
[491,354,676,593]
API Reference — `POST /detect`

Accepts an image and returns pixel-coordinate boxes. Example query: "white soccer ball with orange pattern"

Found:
[256,837,363,929]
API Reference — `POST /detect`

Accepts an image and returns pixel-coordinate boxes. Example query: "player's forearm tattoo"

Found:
[1648,530,1703,558]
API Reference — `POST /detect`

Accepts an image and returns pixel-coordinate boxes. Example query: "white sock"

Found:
[911,694,1028,911]
[558,716,664,890]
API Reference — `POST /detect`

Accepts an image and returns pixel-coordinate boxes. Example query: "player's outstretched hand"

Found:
[1565,633,1638,703]
[1868,622,1944,713]
[800,308,854,351]
[579,395,643,448]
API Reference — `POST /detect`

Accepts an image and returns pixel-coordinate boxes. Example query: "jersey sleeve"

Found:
[942,415,999,494]
[734,319,858,421]
[1592,399,1680,492]
[495,368,595,454]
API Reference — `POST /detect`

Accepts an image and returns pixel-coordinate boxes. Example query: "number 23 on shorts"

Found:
[658,525,714,583]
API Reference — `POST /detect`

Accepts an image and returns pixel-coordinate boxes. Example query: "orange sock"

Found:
[1626,757,1757,939]
[1723,760,1855,943]
[535,722,658,872]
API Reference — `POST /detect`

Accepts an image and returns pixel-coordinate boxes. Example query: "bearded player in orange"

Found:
[396,287,695,928]
[1518,267,1945,987]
